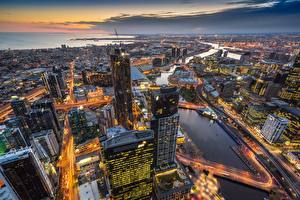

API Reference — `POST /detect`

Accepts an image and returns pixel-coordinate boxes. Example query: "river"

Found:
[155,65,268,200]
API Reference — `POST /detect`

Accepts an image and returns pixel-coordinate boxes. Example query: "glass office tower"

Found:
[102,130,154,200]
[150,86,179,171]
[110,48,133,129]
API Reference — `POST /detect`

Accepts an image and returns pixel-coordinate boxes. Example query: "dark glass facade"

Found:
[42,72,65,100]
[110,48,133,129]
[151,86,179,118]
[0,149,53,200]
[150,86,179,171]
[25,109,60,141]
[32,98,61,131]
[10,97,28,117]
[68,107,88,136]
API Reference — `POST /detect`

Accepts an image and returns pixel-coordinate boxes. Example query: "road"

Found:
[58,115,78,200]
[68,61,75,104]
[55,97,112,111]
[177,150,276,192]
[178,101,207,110]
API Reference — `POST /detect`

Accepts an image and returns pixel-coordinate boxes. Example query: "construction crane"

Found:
[114,28,121,46]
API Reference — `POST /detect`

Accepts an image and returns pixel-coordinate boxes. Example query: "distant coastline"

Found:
[70,37,136,41]
[0,32,135,50]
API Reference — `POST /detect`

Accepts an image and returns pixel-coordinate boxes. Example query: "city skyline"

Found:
[0,0,300,34]
[0,1,300,199]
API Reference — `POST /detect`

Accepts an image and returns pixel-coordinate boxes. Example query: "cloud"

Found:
[62,0,300,34]
[1,0,299,33]
[227,0,275,5]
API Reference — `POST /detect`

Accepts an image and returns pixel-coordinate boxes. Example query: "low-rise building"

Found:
[261,114,288,143]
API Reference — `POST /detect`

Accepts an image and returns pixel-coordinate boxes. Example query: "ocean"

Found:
[0,32,135,50]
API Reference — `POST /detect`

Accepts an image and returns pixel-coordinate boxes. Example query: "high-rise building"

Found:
[98,104,115,134]
[261,114,288,143]
[42,72,65,100]
[32,98,61,131]
[110,48,133,129]
[10,96,28,117]
[68,107,88,136]
[52,66,66,90]
[4,116,31,144]
[0,148,54,200]
[150,86,179,171]
[82,70,89,85]
[0,125,28,155]
[280,53,300,105]
[31,129,59,160]
[182,48,188,57]
[171,47,180,58]
[25,109,60,142]
[102,130,154,200]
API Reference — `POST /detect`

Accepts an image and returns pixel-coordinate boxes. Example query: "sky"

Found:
[0,0,300,34]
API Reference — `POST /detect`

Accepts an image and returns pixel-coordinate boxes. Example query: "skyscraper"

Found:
[102,130,154,200]
[110,48,133,129]
[150,86,179,171]
[10,96,28,117]
[25,109,60,142]
[42,72,65,100]
[52,66,66,90]
[32,98,61,131]
[0,148,54,200]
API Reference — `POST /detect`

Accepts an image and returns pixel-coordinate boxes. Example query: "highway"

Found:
[58,115,78,200]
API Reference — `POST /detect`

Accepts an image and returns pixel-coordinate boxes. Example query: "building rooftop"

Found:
[281,106,300,118]
[268,114,289,123]
[102,130,154,150]
[131,67,147,81]
[0,147,32,164]
[31,129,54,139]
[79,181,100,200]
[155,166,193,196]
[106,126,127,139]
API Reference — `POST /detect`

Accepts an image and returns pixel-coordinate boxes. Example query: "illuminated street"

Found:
[58,115,78,200]
[177,151,276,192]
